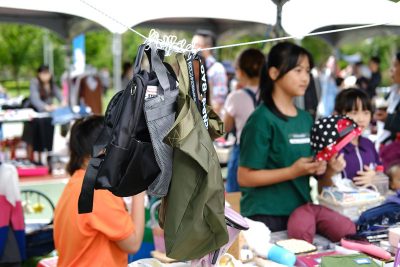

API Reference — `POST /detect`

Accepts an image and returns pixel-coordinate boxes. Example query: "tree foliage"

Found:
[85,30,112,70]
[339,35,400,85]
[1,22,400,91]
[0,24,41,92]
[301,37,333,68]
[0,24,66,92]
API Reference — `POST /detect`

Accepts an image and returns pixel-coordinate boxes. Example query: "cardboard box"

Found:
[226,191,241,213]
[225,192,242,260]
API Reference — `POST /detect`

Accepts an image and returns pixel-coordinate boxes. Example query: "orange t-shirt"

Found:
[54,169,134,267]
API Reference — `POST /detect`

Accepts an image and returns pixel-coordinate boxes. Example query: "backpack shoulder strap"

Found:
[78,157,102,213]
[228,88,257,143]
[242,88,257,107]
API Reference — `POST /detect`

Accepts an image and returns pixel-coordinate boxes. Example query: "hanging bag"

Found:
[159,53,228,261]
[144,46,179,197]
[78,44,169,213]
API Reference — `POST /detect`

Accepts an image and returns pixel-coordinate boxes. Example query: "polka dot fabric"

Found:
[310,115,360,161]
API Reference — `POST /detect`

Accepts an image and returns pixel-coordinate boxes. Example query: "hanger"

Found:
[143,29,193,56]
[143,29,209,128]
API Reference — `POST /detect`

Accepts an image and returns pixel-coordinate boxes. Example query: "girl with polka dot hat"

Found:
[319,88,381,187]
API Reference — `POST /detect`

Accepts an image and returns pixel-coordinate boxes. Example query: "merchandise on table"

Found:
[275,239,317,254]
[318,186,384,221]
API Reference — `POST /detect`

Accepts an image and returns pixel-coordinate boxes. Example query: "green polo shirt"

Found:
[239,104,313,217]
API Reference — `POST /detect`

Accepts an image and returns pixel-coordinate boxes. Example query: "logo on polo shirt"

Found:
[288,133,310,144]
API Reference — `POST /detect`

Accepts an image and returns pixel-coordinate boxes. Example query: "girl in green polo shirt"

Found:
[238,42,329,232]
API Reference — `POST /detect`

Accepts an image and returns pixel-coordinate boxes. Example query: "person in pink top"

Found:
[223,48,265,192]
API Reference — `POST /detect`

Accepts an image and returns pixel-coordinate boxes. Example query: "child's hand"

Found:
[353,165,376,186]
[291,157,327,177]
[327,153,346,173]
[315,160,327,176]
[44,104,56,112]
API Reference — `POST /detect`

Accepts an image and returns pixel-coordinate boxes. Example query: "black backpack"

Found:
[78,44,173,213]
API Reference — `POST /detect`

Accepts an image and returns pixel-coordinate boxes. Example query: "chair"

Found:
[21,189,55,258]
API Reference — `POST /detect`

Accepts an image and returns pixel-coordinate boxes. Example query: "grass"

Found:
[2,80,30,98]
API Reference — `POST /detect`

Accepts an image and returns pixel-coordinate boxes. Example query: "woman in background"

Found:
[223,48,265,192]
[22,65,63,163]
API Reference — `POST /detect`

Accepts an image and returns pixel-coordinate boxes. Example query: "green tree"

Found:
[0,24,42,93]
[122,27,149,63]
[85,30,113,70]
[218,30,268,62]
[340,35,400,85]
[0,24,66,94]
[301,37,333,68]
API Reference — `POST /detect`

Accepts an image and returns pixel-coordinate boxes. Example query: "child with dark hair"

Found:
[324,88,381,186]
[223,48,265,192]
[238,42,327,232]
[54,115,145,266]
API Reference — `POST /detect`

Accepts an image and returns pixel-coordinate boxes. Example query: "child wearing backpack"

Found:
[54,116,145,267]
[223,48,265,192]
[238,42,328,232]
[321,88,381,186]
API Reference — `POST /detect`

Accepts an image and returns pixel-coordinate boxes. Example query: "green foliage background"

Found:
[0,23,400,97]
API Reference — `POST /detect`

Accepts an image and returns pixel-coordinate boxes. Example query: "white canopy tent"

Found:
[0,0,277,90]
[1,0,400,90]
[1,0,400,45]
[282,0,400,46]
[0,0,277,37]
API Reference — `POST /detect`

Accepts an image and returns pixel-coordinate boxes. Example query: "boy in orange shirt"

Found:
[54,116,145,266]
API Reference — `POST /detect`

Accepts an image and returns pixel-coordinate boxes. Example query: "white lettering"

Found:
[202,83,207,92]
[289,138,310,144]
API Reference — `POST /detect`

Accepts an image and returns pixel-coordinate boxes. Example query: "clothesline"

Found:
[200,23,390,51]
[80,0,394,53]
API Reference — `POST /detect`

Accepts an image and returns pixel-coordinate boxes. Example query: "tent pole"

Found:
[272,0,289,37]
[112,33,122,92]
